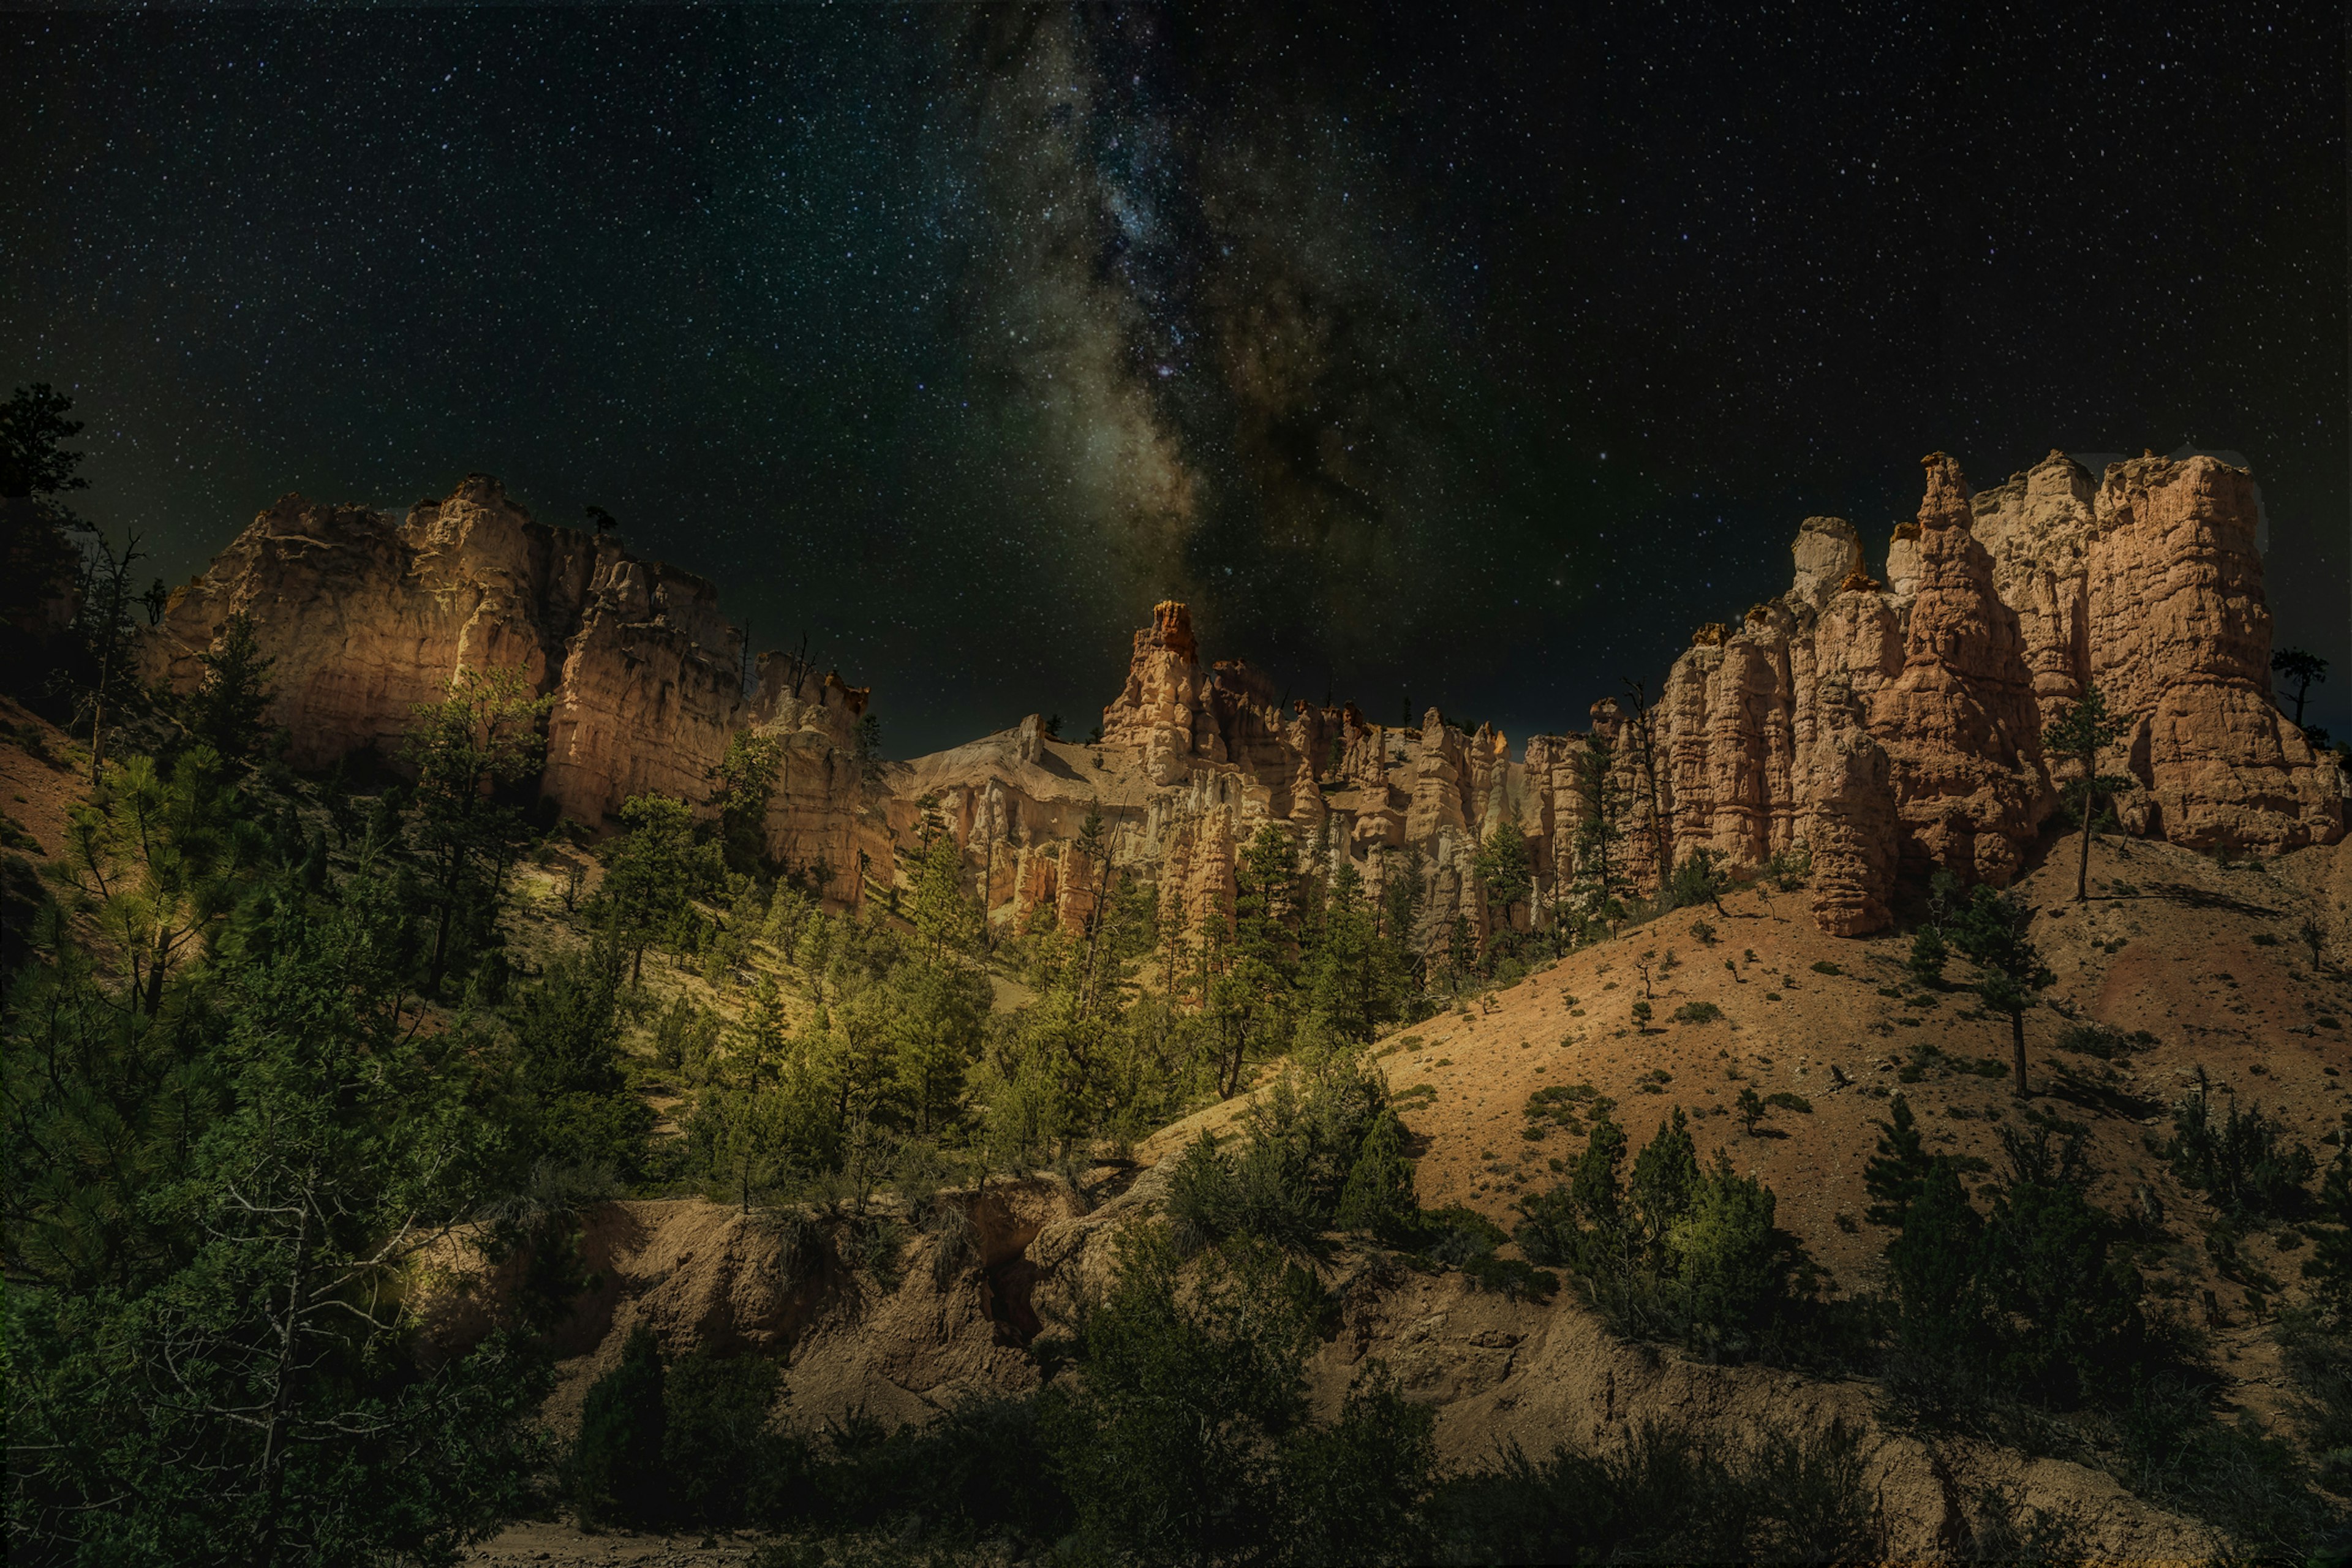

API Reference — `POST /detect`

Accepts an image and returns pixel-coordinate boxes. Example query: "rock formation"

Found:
[141,477,892,891]
[148,448,2343,940]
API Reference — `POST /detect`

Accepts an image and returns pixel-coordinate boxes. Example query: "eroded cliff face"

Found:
[141,477,889,889]
[904,447,2339,945]
[151,448,2342,940]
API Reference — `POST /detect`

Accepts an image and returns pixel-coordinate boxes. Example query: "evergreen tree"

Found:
[2273,646,2328,728]
[602,793,709,985]
[1472,820,1534,932]
[1570,736,1630,933]
[708,729,782,876]
[2041,686,2132,903]
[1334,1109,1419,1240]
[1948,886,2053,1098]
[1884,1157,1987,1360]
[403,664,551,989]
[568,1327,668,1527]
[9,889,548,1566]
[1863,1093,1934,1227]
[2302,1129,2352,1316]
[183,609,277,760]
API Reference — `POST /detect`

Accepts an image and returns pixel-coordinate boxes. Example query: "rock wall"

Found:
[151,447,2343,941]
[141,476,888,897]
[905,447,2339,946]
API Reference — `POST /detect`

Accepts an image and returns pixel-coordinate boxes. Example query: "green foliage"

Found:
[1671,1000,1722,1023]
[1665,845,1730,913]
[1515,1109,1820,1359]
[1471,820,1534,928]
[1425,1415,1883,1565]
[665,1350,790,1528]
[1333,1109,1419,1240]
[908,830,979,964]
[507,948,654,1180]
[1948,885,2053,1093]
[1037,1225,1435,1566]
[1906,924,1948,986]
[570,1327,670,1527]
[404,663,551,989]
[710,730,784,876]
[182,609,278,760]
[1863,1093,1933,1227]
[9,882,551,1565]
[2306,1132,2352,1317]
[2166,1078,2316,1221]
[1880,1113,2152,1417]
[599,791,720,984]
[1162,1056,1394,1254]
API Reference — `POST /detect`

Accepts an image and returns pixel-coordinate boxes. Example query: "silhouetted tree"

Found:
[2274,646,2327,728]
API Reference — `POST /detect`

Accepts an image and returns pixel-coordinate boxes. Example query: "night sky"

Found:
[6,4,2345,752]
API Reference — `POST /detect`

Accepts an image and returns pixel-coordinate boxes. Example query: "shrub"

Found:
[568,1327,669,1527]
[1335,1110,1419,1241]
[1672,1000,1724,1025]
[1907,926,1948,986]
[1038,1226,1435,1566]
[1425,1415,1881,1564]
[1811,959,1843,976]
[2167,1083,2316,1221]
[1765,1091,1812,1114]
[665,1351,788,1528]
[2056,1022,2151,1059]
[1515,1109,1819,1359]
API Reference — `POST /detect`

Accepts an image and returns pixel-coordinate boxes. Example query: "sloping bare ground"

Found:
[0,696,85,859]
[480,829,2352,1564]
[474,1163,2218,1563]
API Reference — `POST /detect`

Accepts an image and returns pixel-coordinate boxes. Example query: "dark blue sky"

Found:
[6,2,2344,751]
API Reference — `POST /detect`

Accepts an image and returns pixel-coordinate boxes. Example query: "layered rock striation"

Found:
[149,449,2342,940]
[142,476,892,885]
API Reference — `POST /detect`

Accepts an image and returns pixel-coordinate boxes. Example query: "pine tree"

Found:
[1471,820,1534,932]
[184,609,277,759]
[403,664,551,989]
[1334,1110,1418,1239]
[1949,886,2054,1098]
[1863,1093,1934,1226]
[2041,685,2132,902]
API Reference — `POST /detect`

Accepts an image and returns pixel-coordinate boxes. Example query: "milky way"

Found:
[4,2,2343,750]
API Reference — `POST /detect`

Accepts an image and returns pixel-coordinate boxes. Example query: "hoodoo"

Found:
[144,450,2344,941]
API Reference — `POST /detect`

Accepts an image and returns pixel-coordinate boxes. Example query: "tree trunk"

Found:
[2010,1009,2030,1098]
[252,1199,313,1568]
[2075,783,2095,902]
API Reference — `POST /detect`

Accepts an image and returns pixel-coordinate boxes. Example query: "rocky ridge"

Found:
[141,477,893,885]
[144,451,2344,939]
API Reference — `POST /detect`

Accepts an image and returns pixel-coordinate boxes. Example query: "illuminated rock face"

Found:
[153,448,2342,939]
[141,475,884,888]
